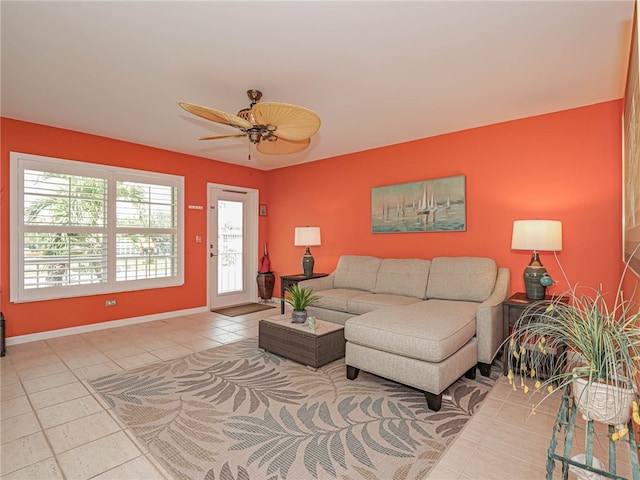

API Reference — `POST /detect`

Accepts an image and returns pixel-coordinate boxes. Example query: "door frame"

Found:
[207,182,259,309]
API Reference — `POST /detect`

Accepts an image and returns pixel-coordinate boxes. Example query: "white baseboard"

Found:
[6,306,210,346]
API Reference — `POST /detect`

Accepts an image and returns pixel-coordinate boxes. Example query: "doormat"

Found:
[212,302,275,317]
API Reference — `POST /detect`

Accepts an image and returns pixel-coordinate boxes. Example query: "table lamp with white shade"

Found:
[294,226,321,277]
[511,219,563,300]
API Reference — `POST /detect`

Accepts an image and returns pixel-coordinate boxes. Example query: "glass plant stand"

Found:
[546,386,640,479]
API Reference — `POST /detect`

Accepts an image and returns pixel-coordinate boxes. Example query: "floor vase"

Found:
[256,272,275,301]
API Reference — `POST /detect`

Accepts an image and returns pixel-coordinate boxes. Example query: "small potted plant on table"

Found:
[284,284,319,324]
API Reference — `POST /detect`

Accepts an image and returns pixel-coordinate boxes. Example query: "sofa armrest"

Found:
[298,274,335,292]
[476,267,510,365]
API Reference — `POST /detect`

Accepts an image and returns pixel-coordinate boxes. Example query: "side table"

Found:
[280,273,328,314]
[546,386,640,479]
[502,292,565,377]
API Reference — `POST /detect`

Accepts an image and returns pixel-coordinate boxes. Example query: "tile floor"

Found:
[1,307,636,479]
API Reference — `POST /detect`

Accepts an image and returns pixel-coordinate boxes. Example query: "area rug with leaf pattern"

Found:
[89,338,500,480]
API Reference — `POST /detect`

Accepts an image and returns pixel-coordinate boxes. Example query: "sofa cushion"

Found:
[333,255,381,292]
[347,293,423,315]
[345,300,477,363]
[426,257,497,302]
[312,289,364,312]
[374,258,431,299]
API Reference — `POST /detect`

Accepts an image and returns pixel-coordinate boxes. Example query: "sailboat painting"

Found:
[371,175,466,233]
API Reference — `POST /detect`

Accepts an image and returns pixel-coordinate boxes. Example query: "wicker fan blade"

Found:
[252,102,320,141]
[256,137,310,155]
[198,133,247,141]
[178,102,252,130]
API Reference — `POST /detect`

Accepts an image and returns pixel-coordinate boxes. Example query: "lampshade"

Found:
[511,220,562,252]
[294,227,321,247]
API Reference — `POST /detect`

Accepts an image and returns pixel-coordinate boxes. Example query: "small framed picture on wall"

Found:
[259,204,268,216]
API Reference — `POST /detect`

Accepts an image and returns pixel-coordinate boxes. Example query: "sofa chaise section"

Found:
[299,255,510,411]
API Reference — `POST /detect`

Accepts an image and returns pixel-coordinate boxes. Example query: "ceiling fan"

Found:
[178,89,321,156]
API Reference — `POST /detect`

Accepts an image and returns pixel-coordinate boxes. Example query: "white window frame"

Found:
[10,152,185,303]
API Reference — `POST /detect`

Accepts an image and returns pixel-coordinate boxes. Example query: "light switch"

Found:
[195,235,202,244]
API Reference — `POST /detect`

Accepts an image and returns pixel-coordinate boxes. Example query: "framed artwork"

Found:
[371,175,466,233]
[624,2,640,275]
[259,204,268,216]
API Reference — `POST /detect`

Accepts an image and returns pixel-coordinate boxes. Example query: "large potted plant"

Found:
[284,284,319,324]
[506,275,640,441]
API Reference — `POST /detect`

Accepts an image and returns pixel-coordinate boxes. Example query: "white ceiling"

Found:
[1,1,635,170]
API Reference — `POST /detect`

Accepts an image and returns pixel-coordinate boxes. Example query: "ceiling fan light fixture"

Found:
[248,128,262,144]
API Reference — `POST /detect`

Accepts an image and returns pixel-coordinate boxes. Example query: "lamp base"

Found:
[302,247,315,277]
[523,251,547,300]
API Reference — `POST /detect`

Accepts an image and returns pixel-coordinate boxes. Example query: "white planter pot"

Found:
[572,376,635,428]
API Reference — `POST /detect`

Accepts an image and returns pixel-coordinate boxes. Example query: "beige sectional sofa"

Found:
[299,255,510,411]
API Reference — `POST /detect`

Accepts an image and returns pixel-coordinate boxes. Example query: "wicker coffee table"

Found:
[258,314,345,368]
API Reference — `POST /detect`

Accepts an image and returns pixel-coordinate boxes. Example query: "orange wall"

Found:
[1,118,269,337]
[1,100,630,338]
[266,101,627,302]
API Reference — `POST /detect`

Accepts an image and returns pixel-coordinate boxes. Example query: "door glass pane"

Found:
[217,200,244,294]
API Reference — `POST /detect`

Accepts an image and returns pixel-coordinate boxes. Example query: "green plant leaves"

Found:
[283,284,320,311]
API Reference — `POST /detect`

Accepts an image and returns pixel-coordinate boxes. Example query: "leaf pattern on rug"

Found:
[203,461,279,480]
[89,338,498,480]
[285,362,392,402]
[119,398,225,480]
[90,372,176,408]
[224,396,433,479]
[384,360,503,439]
[340,463,431,480]
[191,338,286,367]
[237,338,289,365]
[385,382,489,439]
[176,358,307,413]
[416,439,447,461]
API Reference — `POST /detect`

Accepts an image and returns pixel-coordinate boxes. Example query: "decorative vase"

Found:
[256,272,275,301]
[291,310,307,324]
[572,375,635,428]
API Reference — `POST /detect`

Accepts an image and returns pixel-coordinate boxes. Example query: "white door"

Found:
[208,184,258,309]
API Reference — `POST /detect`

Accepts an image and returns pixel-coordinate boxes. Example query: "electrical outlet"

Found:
[105,299,116,306]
